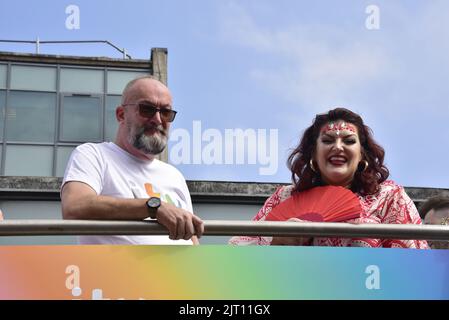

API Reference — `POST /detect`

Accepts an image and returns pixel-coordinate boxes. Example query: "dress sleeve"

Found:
[228,186,285,246]
[380,185,429,249]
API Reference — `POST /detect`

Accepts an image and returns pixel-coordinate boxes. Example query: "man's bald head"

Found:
[121,76,172,106]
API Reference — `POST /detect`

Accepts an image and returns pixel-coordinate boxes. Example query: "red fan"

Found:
[265,185,362,222]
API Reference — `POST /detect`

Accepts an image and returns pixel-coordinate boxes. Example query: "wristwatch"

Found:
[146,197,161,219]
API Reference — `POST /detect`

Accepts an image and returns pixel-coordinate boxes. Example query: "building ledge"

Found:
[0,176,447,206]
[0,50,153,69]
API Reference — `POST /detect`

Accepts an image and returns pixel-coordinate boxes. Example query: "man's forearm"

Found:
[63,195,148,220]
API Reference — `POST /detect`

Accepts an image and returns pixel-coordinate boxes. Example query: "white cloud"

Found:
[219,2,391,113]
[218,1,449,117]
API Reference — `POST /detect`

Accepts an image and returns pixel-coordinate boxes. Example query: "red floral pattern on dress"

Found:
[228,180,429,249]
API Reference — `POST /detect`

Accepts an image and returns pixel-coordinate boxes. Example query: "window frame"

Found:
[0,61,151,176]
[58,93,104,143]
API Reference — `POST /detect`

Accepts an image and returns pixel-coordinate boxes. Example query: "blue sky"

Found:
[0,0,448,188]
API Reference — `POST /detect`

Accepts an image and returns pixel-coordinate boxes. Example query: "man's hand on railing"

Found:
[156,202,204,241]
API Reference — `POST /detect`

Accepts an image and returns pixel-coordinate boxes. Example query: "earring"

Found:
[309,159,316,173]
[360,160,369,172]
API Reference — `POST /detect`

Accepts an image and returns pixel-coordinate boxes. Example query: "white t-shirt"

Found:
[62,142,193,245]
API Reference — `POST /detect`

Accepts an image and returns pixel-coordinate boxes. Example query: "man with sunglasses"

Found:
[61,76,204,245]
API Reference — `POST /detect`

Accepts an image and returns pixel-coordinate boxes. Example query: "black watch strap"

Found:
[146,197,161,219]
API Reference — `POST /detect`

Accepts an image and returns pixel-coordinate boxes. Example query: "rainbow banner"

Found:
[0,245,447,300]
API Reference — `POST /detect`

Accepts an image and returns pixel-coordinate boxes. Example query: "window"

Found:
[10,65,56,92]
[105,95,121,141]
[60,95,102,142]
[0,90,5,140]
[107,70,149,94]
[4,145,53,176]
[60,68,104,93]
[55,146,76,177]
[0,61,151,176]
[0,65,6,89]
[6,91,56,142]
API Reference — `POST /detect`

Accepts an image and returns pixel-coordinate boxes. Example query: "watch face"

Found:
[147,197,161,208]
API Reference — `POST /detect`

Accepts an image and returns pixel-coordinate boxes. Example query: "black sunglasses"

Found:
[123,103,177,122]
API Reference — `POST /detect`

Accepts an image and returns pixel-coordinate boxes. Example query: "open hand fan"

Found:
[265,186,362,222]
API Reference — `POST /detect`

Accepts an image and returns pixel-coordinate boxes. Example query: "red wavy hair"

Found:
[287,108,389,195]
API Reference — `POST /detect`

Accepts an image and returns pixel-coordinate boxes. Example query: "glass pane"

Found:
[60,96,101,141]
[105,95,121,141]
[7,91,56,142]
[0,90,5,140]
[56,146,76,177]
[107,70,149,94]
[0,65,6,89]
[60,68,104,93]
[10,65,56,91]
[5,145,53,176]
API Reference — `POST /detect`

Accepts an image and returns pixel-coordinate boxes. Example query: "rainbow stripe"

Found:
[0,245,447,300]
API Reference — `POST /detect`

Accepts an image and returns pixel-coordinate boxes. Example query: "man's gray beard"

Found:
[129,126,168,155]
